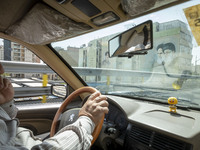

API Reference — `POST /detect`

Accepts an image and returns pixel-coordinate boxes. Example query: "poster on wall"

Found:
[184,4,200,46]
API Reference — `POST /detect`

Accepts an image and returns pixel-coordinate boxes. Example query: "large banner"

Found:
[184,4,200,46]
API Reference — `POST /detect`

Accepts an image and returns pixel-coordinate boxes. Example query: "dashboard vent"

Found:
[152,133,186,150]
[129,125,152,146]
[127,125,192,150]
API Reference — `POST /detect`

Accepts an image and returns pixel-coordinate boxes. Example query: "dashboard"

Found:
[94,95,200,150]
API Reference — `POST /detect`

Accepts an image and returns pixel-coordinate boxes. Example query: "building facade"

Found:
[78,20,193,86]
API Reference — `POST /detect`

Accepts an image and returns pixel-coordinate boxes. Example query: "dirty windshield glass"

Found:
[52,0,200,107]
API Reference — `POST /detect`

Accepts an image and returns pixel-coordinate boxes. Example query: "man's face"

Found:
[0,63,14,104]
[157,48,175,66]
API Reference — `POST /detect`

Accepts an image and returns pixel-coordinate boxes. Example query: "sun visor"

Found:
[5,3,92,45]
[121,0,157,16]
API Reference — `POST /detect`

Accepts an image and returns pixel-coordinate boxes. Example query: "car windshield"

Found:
[52,0,200,108]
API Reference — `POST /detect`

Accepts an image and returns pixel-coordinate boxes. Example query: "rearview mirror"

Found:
[108,20,153,58]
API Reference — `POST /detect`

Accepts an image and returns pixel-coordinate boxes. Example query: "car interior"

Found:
[0,0,200,149]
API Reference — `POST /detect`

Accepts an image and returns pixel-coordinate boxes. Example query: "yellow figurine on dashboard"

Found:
[168,97,178,113]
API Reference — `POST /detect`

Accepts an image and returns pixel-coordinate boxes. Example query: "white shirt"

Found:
[0,100,95,150]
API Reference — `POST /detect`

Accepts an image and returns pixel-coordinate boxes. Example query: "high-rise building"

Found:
[0,45,3,60]
[0,39,40,63]
[11,42,40,63]
[4,39,12,61]
[56,46,79,67]
[153,20,193,72]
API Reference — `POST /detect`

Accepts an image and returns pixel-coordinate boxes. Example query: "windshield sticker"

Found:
[184,4,200,46]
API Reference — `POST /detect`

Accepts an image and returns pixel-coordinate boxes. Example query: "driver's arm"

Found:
[0,91,108,150]
[32,116,94,150]
[32,92,108,150]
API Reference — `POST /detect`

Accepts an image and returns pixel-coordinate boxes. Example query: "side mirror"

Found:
[51,84,67,98]
[108,20,153,58]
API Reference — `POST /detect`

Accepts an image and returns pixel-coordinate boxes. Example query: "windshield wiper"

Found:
[107,90,171,104]
[108,83,176,91]
[175,98,200,111]
[107,91,167,104]
[107,90,200,110]
[177,98,199,105]
[176,104,200,111]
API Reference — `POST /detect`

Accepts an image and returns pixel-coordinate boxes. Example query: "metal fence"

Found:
[2,60,193,98]
[0,60,152,98]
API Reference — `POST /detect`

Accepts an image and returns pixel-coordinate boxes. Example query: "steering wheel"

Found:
[50,86,104,145]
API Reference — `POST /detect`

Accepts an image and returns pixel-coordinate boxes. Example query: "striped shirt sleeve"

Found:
[31,116,95,150]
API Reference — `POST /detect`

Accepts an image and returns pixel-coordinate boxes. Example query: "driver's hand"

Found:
[79,91,109,126]
[0,63,14,105]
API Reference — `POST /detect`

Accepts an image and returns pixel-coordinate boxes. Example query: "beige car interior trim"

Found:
[43,0,127,29]
[20,119,52,135]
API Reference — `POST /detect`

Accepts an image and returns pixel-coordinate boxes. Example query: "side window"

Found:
[0,38,67,103]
